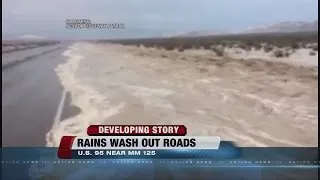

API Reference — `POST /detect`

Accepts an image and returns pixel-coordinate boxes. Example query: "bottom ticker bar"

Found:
[2,146,319,180]
[70,149,241,159]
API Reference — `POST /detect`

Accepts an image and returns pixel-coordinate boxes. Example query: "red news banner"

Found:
[87,125,187,136]
[58,125,221,159]
[58,125,187,158]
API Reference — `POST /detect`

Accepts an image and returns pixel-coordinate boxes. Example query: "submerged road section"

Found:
[2,44,69,146]
[48,43,318,147]
[2,42,318,148]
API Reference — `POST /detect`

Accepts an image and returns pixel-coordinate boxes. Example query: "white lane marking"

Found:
[52,90,67,129]
[45,90,67,146]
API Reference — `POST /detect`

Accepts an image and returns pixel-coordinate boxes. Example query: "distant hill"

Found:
[173,20,318,37]
[2,34,47,41]
[244,20,318,33]
[174,31,230,37]
[18,34,47,40]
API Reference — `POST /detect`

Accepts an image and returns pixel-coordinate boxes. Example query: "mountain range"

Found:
[243,20,318,33]
[176,20,318,37]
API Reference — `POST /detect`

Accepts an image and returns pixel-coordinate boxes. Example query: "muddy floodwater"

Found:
[47,43,318,147]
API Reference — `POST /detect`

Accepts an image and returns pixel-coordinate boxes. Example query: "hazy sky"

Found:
[2,0,318,39]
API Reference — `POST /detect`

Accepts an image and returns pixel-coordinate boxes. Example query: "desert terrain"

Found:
[47,32,318,147]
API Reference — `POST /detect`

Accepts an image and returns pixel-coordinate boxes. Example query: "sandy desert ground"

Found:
[47,42,318,147]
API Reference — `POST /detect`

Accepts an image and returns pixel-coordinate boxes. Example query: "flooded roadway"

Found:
[48,43,318,147]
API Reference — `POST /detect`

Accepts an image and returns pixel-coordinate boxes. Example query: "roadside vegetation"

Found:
[100,31,318,57]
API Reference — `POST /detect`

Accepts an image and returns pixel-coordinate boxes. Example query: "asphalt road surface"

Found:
[2,44,69,147]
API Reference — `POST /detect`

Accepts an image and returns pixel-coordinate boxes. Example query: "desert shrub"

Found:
[300,43,307,48]
[312,44,318,51]
[309,51,316,56]
[108,31,318,55]
[291,42,300,49]
[160,53,167,58]
[253,43,262,50]
[245,46,252,51]
[306,44,313,48]
[183,44,193,50]
[227,43,235,48]
[212,47,224,56]
[264,45,274,53]
[245,41,254,47]
[237,43,247,50]
[157,46,163,50]
[220,43,227,48]
[222,41,231,48]
[178,47,184,52]
[221,41,231,48]
[145,43,153,48]
[194,45,201,49]
[235,50,242,54]
[164,45,175,51]
[285,47,292,52]
[153,44,160,49]
[284,51,290,57]
[203,44,211,50]
[274,50,284,57]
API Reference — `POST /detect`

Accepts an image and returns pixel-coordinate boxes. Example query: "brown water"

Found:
[47,43,318,147]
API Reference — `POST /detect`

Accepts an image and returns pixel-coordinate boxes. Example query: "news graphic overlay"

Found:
[58,136,221,159]
[3,124,318,179]
[58,125,224,159]
[65,18,125,29]
[87,125,187,136]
